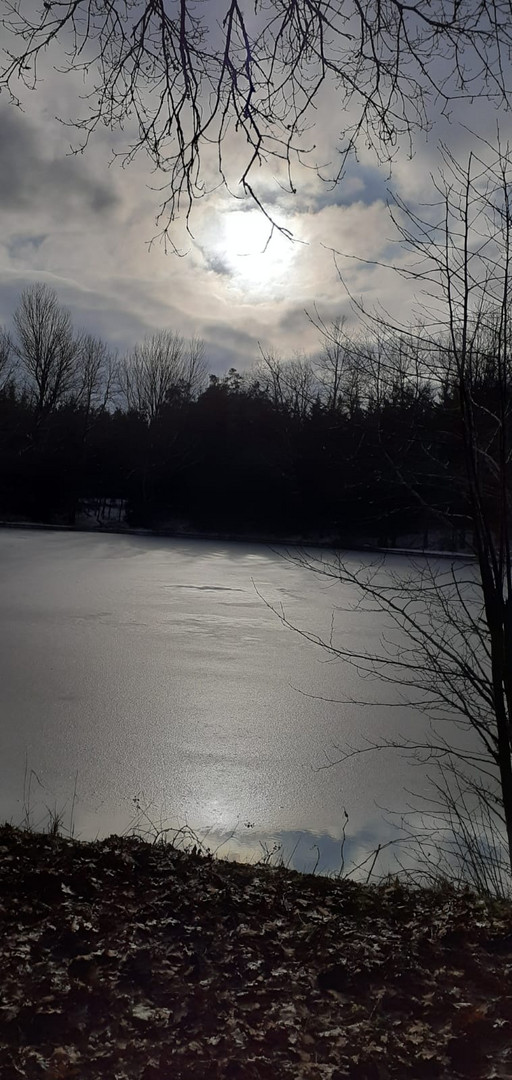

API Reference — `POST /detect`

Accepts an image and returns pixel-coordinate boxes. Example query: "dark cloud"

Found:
[0,273,29,327]
[275,299,362,343]
[203,252,231,276]
[0,267,263,370]
[0,269,148,352]
[275,305,309,332]
[6,234,48,258]
[0,106,117,216]
[201,321,263,371]
[275,305,325,338]
[203,341,250,374]
[307,165,390,212]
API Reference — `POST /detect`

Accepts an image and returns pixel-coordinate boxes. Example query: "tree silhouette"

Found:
[3,1,512,234]
[12,285,79,423]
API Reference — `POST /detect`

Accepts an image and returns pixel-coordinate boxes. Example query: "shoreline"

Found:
[0,519,474,560]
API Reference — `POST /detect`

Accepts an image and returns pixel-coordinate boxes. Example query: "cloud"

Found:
[202,252,231,277]
[1,43,511,378]
[0,106,117,218]
[305,165,391,213]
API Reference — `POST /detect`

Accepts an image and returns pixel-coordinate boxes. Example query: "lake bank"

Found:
[0,518,473,559]
[1,824,511,1079]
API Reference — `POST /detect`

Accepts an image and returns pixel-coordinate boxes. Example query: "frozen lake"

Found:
[0,529,449,873]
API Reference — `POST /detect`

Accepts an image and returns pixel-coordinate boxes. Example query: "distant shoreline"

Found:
[0,518,474,559]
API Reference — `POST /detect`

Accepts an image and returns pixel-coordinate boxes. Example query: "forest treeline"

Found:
[0,283,496,545]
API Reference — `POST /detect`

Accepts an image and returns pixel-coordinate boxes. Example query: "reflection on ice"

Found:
[6,766,509,893]
[2,529,506,893]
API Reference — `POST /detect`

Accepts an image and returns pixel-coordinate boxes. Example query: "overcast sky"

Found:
[0,15,509,375]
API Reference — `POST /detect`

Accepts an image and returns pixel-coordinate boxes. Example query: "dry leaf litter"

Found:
[1,825,512,1079]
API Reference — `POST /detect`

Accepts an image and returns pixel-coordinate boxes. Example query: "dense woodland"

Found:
[0,283,495,546]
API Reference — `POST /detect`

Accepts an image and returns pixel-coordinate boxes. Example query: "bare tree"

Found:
[13,284,79,420]
[257,350,317,421]
[0,328,13,393]
[310,314,369,418]
[313,317,349,415]
[270,140,512,892]
[281,356,317,423]
[3,1,512,235]
[118,330,205,422]
[256,350,287,412]
[182,337,208,401]
[74,333,117,418]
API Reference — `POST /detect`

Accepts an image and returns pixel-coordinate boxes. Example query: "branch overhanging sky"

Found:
[0,5,510,373]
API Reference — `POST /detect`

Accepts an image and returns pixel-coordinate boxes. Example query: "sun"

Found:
[207,208,298,298]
